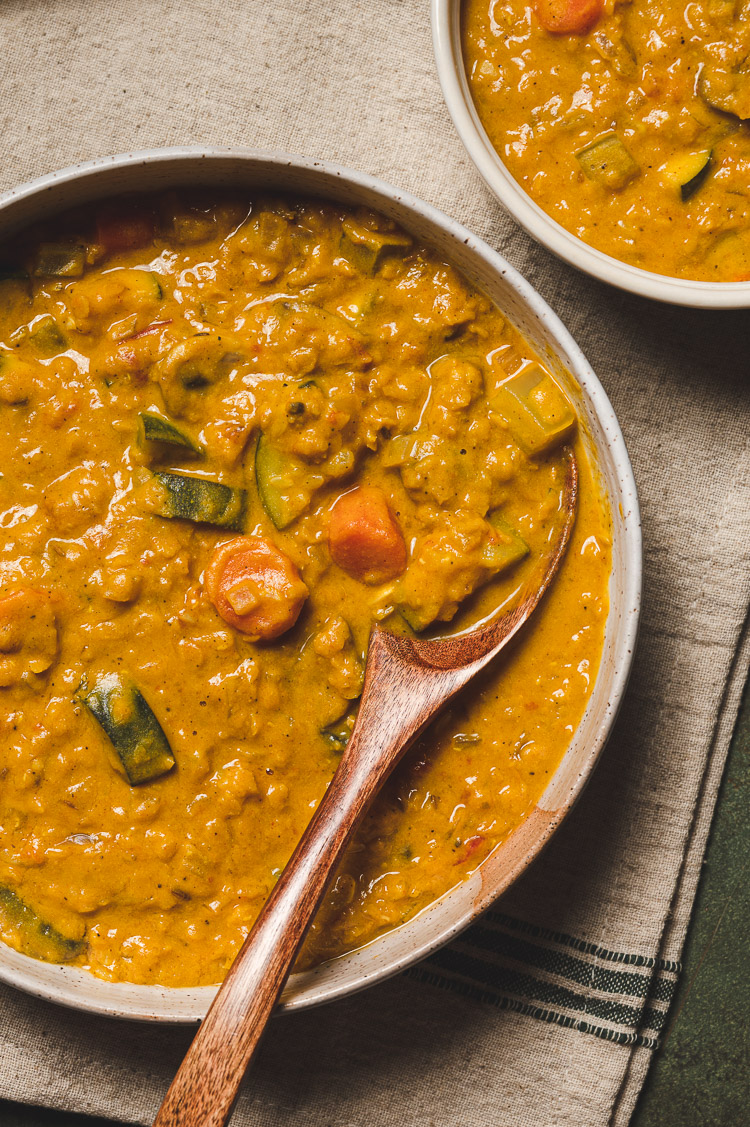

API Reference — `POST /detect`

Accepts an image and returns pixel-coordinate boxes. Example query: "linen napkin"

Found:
[0,1,748,1124]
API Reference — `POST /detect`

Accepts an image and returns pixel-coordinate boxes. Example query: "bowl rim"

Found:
[431,0,750,309]
[0,146,642,1022]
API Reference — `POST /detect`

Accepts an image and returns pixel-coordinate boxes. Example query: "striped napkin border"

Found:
[406,910,680,1050]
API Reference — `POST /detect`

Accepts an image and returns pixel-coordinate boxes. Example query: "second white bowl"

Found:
[432,0,750,309]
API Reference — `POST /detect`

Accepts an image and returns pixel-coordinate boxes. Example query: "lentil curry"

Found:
[464,0,750,281]
[0,192,610,987]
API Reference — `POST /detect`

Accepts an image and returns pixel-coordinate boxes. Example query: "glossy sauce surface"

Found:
[464,0,750,281]
[0,192,610,986]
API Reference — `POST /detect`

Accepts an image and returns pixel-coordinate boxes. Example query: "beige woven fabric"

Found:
[0,1,749,1124]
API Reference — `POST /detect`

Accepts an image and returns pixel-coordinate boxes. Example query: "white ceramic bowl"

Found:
[432,0,750,309]
[0,147,641,1022]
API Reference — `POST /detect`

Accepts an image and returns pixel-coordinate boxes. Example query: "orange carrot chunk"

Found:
[328,486,407,585]
[534,0,604,34]
[96,209,155,253]
[205,537,308,640]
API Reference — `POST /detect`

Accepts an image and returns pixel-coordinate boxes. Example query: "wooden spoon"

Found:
[153,447,578,1127]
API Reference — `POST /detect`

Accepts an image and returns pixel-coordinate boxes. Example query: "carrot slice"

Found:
[328,486,407,585]
[205,537,308,640]
[534,0,604,34]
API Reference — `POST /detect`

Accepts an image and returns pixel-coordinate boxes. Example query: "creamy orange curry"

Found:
[0,191,610,986]
[465,0,750,281]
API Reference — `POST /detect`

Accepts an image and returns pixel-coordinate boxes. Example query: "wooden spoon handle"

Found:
[152,630,455,1127]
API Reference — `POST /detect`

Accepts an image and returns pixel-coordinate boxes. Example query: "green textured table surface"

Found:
[2,681,748,1127]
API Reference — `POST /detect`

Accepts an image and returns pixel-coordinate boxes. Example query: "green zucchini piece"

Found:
[269,299,370,369]
[700,64,750,120]
[681,156,713,201]
[34,242,86,278]
[340,287,377,324]
[397,518,526,634]
[139,412,204,456]
[156,331,242,417]
[339,218,412,274]
[491,366,576,456]
[576,133,640,190]
[78,672,175,785]
[398,605,436,633]
[592,30,636,78]
[382,432,441,468]
[255,433,312,529]
[0,263,28,282]
[29,316,67,354]
[0,885,85,963]
[321,709,357,752]
[662,151,713,201]
[152,471,247,531]
[113,268,163,301]
[274,299,367,342]
[482,512,530,571]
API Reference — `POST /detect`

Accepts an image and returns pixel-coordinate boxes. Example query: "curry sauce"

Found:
[0,192,610,986]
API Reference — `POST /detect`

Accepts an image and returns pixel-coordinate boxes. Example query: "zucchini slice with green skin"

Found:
[0,263,28,282]
[398,605,437,634]
[397,515,529,634]
[272,299,368,347]
[699,65,750,120]
[321,709,357,752]
[255,433,313,529]
[0,885,85,963]
[156,331,242,418]
[29,316,67,354]
[662,151,713,201]
[681,156,713,201]
[483,512,530,571]
[78,672,175,785]
[381,432,442,468]
[576,134,640,190]
[152,471,247,531]
[113,268,163,301]
[491,366,576,456]
[139,412,204,457]
[339,218,412,274]
[34,243,86,278]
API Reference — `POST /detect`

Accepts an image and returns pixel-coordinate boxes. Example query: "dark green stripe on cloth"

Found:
[466,923,675,1000]
[486,911,682,972]
[405,966,661,1050]
[404,913,680,1051]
